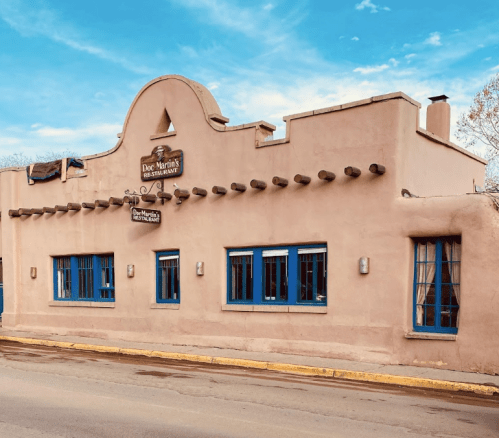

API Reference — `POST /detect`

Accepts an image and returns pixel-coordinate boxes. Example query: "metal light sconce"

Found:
[359,257,369,274]
[196,262,204,276]
[127,264,135,278]
[30,267,37,279]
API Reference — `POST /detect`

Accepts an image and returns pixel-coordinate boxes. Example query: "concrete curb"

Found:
[1,335,497,396]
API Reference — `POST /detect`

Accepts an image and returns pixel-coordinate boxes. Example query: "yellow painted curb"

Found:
[213,357,267,369]
[333,369,497,396]
[267,362,333,377]
[154,351,214,363]
[0,335,497,396]
[72,343,121,354]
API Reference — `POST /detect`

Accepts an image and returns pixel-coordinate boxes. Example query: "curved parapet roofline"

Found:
[83,74,276,161]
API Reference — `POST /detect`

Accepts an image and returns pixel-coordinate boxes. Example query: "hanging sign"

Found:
[131,207,161,224]
[141,145,183,181]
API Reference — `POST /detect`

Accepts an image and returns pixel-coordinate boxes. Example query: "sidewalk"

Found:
[1,327,498,396]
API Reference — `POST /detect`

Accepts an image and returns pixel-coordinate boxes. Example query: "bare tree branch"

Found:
[456,73,499,190]
[0,150,80,169]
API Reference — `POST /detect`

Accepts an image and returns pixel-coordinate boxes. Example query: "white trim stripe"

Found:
[159,255,179,261]
[262,249,288,257]
[298,248,327,255]
[229,251,253,257]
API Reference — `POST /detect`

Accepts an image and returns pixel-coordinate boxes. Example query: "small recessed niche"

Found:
[156,109,175,134]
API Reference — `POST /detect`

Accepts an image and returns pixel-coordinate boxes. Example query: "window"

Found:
[156,251,180,303]
[54,254,115,301]
[413,237,461,334]
[227,245,327,306]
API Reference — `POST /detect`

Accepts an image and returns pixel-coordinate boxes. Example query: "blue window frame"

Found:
[413,237,461,334]
[54,254,115,302]
[227,245,327,306]
[156,251,180,303]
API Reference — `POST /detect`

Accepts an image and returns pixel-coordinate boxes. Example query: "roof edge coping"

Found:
[283,91,421,122]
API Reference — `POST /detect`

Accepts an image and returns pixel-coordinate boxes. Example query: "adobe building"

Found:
[1,75,498,374]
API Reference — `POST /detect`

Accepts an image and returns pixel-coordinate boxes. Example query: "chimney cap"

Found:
[428,95,449,103]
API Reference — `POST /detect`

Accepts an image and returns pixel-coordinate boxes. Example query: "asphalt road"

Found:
[0,341,497,437]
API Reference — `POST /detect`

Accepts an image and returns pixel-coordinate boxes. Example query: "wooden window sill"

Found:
[405,332,457,341]
[150,303,180,310]
[222,305,326,313]
[49,301,115,308]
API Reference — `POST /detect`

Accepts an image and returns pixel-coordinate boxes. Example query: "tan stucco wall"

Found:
[0,75,497,374]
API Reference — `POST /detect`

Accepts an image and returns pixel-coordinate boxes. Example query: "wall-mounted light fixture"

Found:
[359,257,369,274]
[127,265,135,278]
[196,262,204,276]
[30,267,37,279]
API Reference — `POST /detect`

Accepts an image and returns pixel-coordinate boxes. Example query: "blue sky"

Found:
[0,0,498,158]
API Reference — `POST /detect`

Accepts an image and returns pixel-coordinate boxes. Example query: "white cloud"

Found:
[355,0,390,13]
[0,136,22,146]
[389,58,399,67]
[0,123,122,158]
[405,53,416,63]
[207,82,219,90]
[339,36,345,39]
[263,3,274,11]
[0,1,150,74]
[353,64,390,74]
[424,32,442,46]
[172,0,302,48]
[484,57,492,61]
[351,36,359,41]
[492,65,499,71]
[33,123,122,140]
[180,45,198,58]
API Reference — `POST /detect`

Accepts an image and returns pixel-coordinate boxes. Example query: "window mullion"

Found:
[253,248,263,305]
[242,257,247,301]
[312,255,318,302]
[435,240,443,331]
[70,256,78,300]
[288,248,298,305]
[93,255,99,301]
[276,257,281,301]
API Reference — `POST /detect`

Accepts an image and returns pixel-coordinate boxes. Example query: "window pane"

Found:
[235,259,243,300]
[99,256,114,300]
[317,254,326,302]
[264,255,287,301]
[424,305,435,327]
[441,306,451,328]
[425,284,435,305]
[299,252,326,303]
[78,256,93,299]
[56,257,71,299]
[245,257,253,300]
[159,256,179,301]
[229,255,252,302]
[450,307,459,328]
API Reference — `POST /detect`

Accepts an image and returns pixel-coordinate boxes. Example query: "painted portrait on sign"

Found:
[140,145,183,181]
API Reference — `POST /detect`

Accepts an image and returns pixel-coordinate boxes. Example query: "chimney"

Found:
[426,95,450,141]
